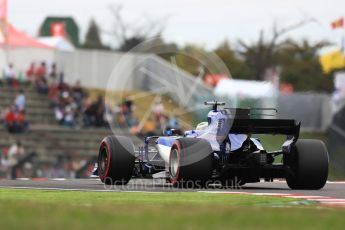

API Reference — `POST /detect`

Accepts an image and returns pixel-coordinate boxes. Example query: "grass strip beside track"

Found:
[0,189,345,230]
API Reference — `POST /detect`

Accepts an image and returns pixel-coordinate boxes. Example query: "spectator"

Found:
[17,71,25,84]
[4,106,16,133]
[0,151,11,179]
[3,106,29,133]
[0,106,4,124]
[48,80,60,107]
[142,116,158,136]
[54,105,64,125]
[14,89,26,112]
[49,63,58,82]
[82,97,94,127]
[124,96,134,115]
[94,96,105,126]
[36,78,49,94]
[48,79,72,126]
[116,96,139,128]
[60,89,71,104]
[59,72,65,85]
[153,96,165,122]
[116,110,126,127]
[34,62,49,94]
[35,61,47,81]
[63,106,75,128]
[26,62,35,83]
[45,77,109,128]
[7,141,25,167]
[82,96,106,127]
[4,63,17,88]
[72,80,85,108]
[104,103,115,124]
[15,111,29,133]
[152,96,166,131]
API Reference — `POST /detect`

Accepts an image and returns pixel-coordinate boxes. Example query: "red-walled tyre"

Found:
[285,139,329,190]
[98,135,135,185]
[169,138,213,188]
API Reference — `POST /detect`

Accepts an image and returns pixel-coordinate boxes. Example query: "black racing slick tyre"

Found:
[285,139,329,190]
[98,135,135,185]
[169,138,213,188]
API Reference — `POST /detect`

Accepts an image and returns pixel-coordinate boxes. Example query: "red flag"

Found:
[0,0,7,20]
[331,17,344,30]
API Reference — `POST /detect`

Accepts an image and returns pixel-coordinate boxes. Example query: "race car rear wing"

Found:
[223,108,278,119]
[222,108,300,136]
[229,118,301,136]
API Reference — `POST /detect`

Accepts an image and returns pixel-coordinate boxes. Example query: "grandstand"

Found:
[0,82,195,178]
[0,83,115,178]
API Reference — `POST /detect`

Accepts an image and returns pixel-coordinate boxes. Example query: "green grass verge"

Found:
[1,189,345,230]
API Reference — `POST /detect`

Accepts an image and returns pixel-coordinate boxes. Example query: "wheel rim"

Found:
[99,147,108,176]
[170,148,179,177]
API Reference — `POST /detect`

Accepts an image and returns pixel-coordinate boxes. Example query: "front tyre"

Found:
[285,139,329,190]
[98,135,135,185]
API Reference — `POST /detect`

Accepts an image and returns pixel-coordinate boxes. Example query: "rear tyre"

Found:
[169,138,213,188]
[285,139,329,190]
[98,135,135,185]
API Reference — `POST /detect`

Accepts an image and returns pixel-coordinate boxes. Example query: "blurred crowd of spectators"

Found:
[49,80,86,128]
[27,61,108,128]
[1,62,182,133]
[114,95,181,136]
[0,62,110,128]
[0,89,29,134]
[0,140,87,179]
[0,61,183,179]
[150,97,181,135]
[0,141,25,179]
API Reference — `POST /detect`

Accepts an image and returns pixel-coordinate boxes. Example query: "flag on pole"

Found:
[331,17,344,30]
[319,50,345,74]
[0,0,7,21]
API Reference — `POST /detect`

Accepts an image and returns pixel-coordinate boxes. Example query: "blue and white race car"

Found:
[96,101,329,189]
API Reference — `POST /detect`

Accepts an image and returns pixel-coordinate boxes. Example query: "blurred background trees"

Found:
[214,41,254,80]
[277,40,333,92]
[151,38,335,93]
[80,7,339,93]
[108,4,166,52]
[82,19,108,50]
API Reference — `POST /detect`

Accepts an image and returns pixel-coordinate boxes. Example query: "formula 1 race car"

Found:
[96,101,329,189]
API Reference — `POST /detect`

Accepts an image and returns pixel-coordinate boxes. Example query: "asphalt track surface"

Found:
[0,179,345,199]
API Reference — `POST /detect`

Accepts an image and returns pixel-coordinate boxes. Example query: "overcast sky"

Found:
[8,0,345,51]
